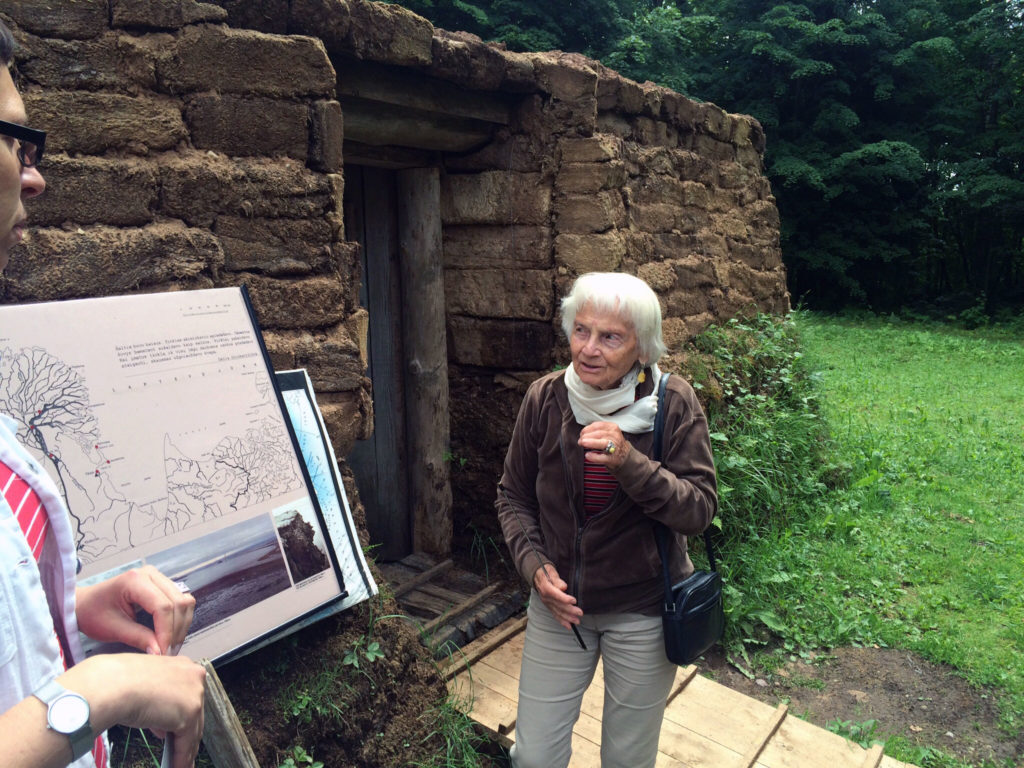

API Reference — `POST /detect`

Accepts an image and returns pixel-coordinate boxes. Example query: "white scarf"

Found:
[564,363,662,433]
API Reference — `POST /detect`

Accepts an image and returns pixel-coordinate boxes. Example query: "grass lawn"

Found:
[796,313,1024,735]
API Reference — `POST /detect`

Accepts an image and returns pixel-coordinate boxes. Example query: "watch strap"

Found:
[33,678,94,762]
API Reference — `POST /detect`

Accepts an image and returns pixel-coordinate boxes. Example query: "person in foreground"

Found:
[0,20,206,768]
[496,271,718,768]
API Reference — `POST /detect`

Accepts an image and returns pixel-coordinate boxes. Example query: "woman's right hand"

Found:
[532,563,584,631]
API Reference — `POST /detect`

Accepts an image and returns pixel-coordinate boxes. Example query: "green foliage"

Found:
[408,699,495,768]
[278,745,324,768]
[678,311,1024,749]
[343,635,386,669]
[826,718,882,749]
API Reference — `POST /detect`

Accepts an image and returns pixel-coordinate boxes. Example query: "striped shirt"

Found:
[0,459,108,768]
[583,458,618,517]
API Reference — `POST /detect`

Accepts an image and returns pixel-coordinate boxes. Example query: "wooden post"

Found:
[200,659,260,768]
[397,167,453,557]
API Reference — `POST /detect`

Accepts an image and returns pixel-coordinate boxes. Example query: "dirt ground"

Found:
[702,646,1023,766]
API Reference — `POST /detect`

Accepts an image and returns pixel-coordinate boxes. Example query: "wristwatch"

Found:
[33,678,93,762]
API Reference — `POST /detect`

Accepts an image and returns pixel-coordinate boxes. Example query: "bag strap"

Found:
[651,373,718,610]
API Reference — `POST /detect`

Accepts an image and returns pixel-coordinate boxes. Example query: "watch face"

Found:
[49,693,90,732]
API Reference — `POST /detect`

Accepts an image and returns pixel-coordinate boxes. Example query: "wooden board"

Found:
[451,617,922,768]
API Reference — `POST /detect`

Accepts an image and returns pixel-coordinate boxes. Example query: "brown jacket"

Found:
[496,369,718,615]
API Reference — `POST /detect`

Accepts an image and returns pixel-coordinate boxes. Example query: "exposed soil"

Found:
[701,646,1023,766]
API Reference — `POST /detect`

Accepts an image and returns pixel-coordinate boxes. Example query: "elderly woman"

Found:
[496,272,718,768]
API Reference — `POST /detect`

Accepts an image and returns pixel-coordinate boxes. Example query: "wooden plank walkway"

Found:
[446,618,918,768]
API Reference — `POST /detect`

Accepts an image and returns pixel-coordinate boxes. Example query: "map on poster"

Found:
[0,287,345,663]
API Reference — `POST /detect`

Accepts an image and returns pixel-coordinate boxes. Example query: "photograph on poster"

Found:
[147,513,292,636]
[273,501,331,584]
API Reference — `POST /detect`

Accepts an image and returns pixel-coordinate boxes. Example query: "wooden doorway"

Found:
[344,165,452,562]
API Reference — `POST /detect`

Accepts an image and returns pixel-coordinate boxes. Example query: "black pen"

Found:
[499,484,587,650]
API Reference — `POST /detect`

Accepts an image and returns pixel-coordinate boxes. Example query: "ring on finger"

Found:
[604,440,616,455]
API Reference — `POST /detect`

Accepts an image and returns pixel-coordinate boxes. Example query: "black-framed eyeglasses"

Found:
[0,119,46,168]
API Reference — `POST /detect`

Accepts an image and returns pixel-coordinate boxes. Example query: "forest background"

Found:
[390,0,1023,315]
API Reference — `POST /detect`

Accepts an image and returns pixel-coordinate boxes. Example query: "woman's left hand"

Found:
[579,421,630,469]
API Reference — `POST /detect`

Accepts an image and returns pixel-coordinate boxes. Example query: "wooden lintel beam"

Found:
[336,58,511,126]
[340,97,496,152]
[343,141,439,169]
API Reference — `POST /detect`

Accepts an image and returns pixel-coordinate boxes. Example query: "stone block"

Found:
[713,215,749,240]
[640,82,663,117]
[698,102,729,139]
[672,256,719,290]
[547,95,598,135]
[346,307,369,369]
[554,232,626,274]
[441,171,549,226]
[111,0,226,29]
[633,117,677,147]
[264,323,365,391]
[558,135,623,164]
[531,52,598,101]
[344,0,433,66]
[4,223,222,302]
[728,242,769,270]
[554,161,626,194]
[444,268,554,321]
[627,203,682,233]
[23,92,187,155]
[316,392,368,458]
[636,261,676,292]
[3,0,108,40]
[595,112,631,139]
[626,176,686,207]
[719,161,759,191]
[186,94,308,159]
[664,287,714,318]
[595,70,644,114]
[429,30,506,91]
[238,274,348,329]
[160,155,332,227]
[309,100,344,173]
[158,25,335,97]
[553,191,625,234]
[27,156,158,227]
[447,316,553,369]
[446,133,546,173]
[499,50,538,93]
[215,216,334,275]
[691,133,735,164]
[660,316,691,351]
[443,225,552,270]
[289,0,351,52]
[218,0,290,33]
[735,143,763,171]
[14,31,152,92]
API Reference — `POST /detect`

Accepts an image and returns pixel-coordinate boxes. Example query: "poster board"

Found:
[0,287,345,663]
[276,369,377,613]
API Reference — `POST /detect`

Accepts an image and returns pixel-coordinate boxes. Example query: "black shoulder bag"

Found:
[652,372,725,665]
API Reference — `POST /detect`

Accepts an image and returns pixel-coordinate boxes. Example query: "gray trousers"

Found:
[510,592,677,768]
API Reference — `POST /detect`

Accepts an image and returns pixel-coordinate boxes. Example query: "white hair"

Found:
[560,272,666,364]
